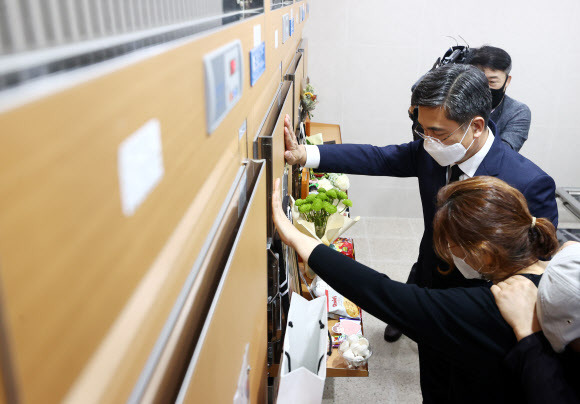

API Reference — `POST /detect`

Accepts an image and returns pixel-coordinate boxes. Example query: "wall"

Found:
[303,0,580,218]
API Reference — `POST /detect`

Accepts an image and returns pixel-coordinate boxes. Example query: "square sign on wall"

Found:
[203,40,243,134]
[250,42,266,86]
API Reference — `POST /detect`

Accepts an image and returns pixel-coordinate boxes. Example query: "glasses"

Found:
[413,121,470,145]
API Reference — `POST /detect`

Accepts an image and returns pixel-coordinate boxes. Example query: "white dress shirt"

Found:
[304,144,321,168]
[449,128,495,183]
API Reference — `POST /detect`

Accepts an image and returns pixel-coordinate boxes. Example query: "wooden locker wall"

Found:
[0,1,309,402]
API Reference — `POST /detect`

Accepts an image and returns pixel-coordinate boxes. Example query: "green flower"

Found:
[317,193,329,201]
[323,202,337,214]
[312,199,323,211]
[338,191,348,200]
[317,187,327,193]
[299,203,312,213]
[342,199,353,207]
[305,194,317,203]
[295,199,305,206]
[326,189,338,200]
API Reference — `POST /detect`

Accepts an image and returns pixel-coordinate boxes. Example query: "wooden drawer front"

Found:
[177,165,267,404]
[256,81,292,236]
[293,54,304,129]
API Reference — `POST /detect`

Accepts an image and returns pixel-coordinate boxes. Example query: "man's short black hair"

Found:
[467,46,512,74]
[411,64,492,125]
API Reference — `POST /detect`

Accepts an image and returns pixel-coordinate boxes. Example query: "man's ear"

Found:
[505,75,512,90]
[472,117,486,138]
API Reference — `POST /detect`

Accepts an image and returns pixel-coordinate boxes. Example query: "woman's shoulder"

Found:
[512,273,543,287]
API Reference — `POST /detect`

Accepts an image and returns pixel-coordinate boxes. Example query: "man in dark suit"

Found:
[283,64,558,403]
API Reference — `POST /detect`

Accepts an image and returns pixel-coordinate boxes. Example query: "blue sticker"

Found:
[250,42,266,86]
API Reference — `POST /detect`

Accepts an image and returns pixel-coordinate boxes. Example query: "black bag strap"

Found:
[284,351,292,373]
[317,354,325,373]
[284,319,331,373]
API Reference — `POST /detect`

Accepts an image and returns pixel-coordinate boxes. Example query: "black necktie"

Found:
[449,164,463,183]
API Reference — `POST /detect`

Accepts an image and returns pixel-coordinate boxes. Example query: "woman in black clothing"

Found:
[272,176,562,404]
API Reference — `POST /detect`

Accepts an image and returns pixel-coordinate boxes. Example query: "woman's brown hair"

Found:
[433,176,559,281]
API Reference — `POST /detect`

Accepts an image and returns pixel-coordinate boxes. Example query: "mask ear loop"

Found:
[438,242,456,275]
[469,240,489,278]
[450,241,485,271]
[491,77,509,113]
[458,119,476,152]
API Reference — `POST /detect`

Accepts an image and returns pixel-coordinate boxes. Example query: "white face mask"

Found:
[423,120,475,167]
[452,254,484,280]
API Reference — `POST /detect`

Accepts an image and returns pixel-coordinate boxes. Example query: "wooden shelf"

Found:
[305,121,342,144]
[297,259,369,378]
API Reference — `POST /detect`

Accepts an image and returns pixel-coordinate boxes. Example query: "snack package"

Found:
[311,276,360,319]
[331,333,347,347]
[336,318,362,336]
[330,237,355,260]
[331,319,363,347]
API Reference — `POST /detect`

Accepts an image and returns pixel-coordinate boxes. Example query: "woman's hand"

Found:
[272,178,321,262]
[491,275,541,341]
[272,178,299,247]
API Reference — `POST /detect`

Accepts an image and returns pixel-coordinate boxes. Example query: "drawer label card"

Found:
[118,119,164,216]
[282,14,289,44]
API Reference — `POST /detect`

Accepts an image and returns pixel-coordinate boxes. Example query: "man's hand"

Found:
[283,114,307,166]
[491,275,541,341]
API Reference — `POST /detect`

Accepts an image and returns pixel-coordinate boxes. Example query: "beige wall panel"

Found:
[0,3,307,402]
[266,4,303,82]
[273,87,293,191]
[249,70,283,154]
[180,167,267,404]
[248,1,306,161]
[0,14,277,404]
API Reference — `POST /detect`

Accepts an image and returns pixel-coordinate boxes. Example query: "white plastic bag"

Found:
[277,293,328,404]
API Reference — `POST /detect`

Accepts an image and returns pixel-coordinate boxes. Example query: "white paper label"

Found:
[275,30,279,48]
[253,24,261,48]
[239,119,247,140]
[118,119,164,216]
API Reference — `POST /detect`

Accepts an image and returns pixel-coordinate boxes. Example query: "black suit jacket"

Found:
[316,122,558,288]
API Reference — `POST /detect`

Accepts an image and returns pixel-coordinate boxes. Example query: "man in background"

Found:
[468,46,531,152]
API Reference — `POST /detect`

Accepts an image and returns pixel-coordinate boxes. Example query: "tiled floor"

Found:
[322,216,424,403]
